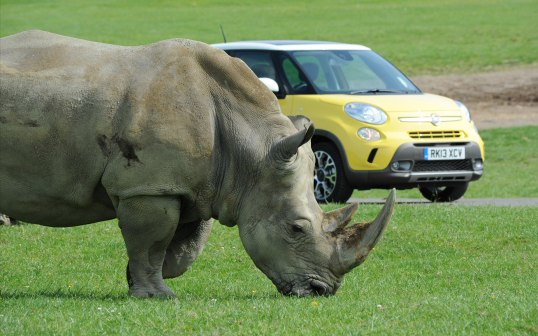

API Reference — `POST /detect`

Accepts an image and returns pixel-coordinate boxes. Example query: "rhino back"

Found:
[0,31,211,225]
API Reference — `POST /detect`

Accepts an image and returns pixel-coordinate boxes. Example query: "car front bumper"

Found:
[345,141,484,190]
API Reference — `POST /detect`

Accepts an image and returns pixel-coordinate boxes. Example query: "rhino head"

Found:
[236,116,395,296]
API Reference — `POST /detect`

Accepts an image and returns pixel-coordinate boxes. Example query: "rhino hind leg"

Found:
[162,219,213,279]
[118,195,180,298]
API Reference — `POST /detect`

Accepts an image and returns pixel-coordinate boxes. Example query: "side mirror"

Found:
[259,77,279,93]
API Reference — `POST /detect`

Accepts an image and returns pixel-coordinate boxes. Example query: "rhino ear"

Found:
[271,118,315,161]
[288,115,312,131]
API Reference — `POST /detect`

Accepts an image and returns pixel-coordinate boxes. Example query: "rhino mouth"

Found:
[278,278,340,297]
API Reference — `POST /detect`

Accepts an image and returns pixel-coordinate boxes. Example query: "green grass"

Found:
[357,125,538,199]
[469,126,538,198]
[1,0,537,75]
[1,205,537,335]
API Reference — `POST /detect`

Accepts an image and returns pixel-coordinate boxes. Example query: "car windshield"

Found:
[288,50,420,94]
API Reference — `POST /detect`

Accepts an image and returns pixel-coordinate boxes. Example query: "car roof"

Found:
[212,40,371,51]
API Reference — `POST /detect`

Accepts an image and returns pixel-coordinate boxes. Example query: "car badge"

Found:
[431,114,441,126]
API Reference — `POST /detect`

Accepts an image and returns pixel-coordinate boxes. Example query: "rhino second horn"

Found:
[322,202,358,233]
[335,189,395,274]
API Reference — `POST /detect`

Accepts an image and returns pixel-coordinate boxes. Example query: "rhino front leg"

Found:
[118,195,180,298]
[162,219,213,279]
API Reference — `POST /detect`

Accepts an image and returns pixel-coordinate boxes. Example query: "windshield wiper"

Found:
[350,89,410,95]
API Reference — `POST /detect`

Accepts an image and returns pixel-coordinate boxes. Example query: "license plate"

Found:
[423,146,465,160]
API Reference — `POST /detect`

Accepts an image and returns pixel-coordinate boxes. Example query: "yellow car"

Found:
[214,41,485,203]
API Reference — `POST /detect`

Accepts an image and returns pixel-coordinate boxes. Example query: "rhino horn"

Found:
[335,189,395,274]
[271,121,315,160]
[322,202,358,233]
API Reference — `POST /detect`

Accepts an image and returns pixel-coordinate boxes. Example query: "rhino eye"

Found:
[291,224,304,234]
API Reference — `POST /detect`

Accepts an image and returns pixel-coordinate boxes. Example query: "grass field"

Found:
[1,0,537,75]
[1,204,537,335]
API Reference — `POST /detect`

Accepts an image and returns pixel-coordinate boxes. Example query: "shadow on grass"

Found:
[0,287,286,301]
[0,288,127,301]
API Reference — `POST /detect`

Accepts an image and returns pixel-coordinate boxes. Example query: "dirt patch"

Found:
[411,65,538,129]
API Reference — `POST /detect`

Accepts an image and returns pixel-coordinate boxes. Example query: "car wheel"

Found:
[312,142,353,203]
[419,183,469,202]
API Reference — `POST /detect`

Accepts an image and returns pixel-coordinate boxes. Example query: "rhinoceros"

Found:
[0,30,395,298]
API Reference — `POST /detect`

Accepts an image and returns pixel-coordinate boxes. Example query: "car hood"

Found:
[318,93,460,113]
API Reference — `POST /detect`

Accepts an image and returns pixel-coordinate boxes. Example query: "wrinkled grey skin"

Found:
[0,31,395,298]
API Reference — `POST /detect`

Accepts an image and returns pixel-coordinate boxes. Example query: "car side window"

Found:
[281,58,302,88]
[280,56,314,94]
[233,51,276,81]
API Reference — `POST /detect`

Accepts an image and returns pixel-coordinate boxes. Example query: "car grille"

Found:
[413,159,473,172]
[409,130,463,139]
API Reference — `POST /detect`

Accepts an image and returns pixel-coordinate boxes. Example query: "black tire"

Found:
[312,142,353,203]
[419,182,469,202]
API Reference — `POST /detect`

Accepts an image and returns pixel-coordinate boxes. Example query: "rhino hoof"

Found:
[126,263,176,299]
[128,287,177,299]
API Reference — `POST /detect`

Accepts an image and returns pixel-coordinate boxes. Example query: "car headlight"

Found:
[455,100,471,122]
[344,103,387,125]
